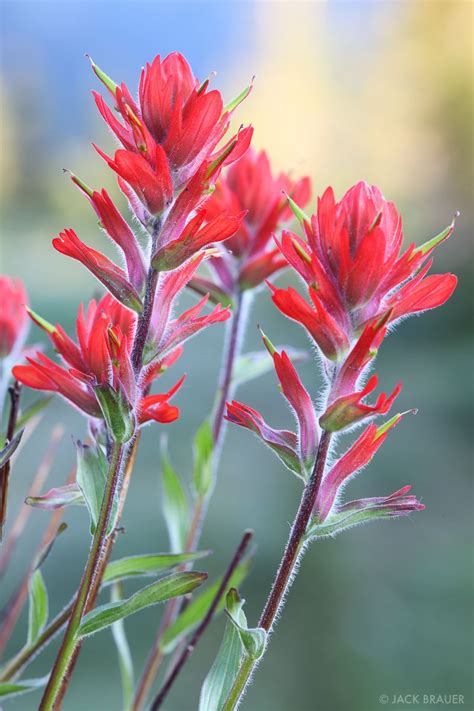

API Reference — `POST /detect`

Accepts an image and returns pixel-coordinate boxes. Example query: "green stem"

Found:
[0,603,73,682]
[38,442,125,710]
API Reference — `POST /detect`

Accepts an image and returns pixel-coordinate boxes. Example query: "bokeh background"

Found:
[1,1,472,710]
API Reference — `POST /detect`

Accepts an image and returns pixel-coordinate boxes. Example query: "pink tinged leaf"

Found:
[315,413,407,522]
[320,374,402,432]
[26,484,84,510]
[52,229,143,313]
[273,351,319,469]
[225,400,304,478]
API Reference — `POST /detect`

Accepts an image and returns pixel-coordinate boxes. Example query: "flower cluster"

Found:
[227,181,457,525]
[11,52,255,441]
[189,147,311,302]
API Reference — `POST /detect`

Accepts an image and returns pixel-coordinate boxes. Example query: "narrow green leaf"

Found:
[161,437,190,553]
[79,572,208,638]
[76,441,118,536]
[287,194,310,224]
[26,483,84,511]
[27,569,48,645]
[232,347,307,388]
[160,558,252,654]
[0,429,24,467]
[102,550,211,586]
[110,582,134,711]
[15,396,52,433]
[0,675,49,699]
[223,82,252,114]
[193,420,214,497]
[199,589,246,711]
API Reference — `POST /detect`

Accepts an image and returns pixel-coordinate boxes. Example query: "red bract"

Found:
[0,275,29,359]
[314,414,407,522]
[194,148,311,296]
[277,181,457,347]
[146,255,231,363]
[13,295,136,417]
[138,375,185,424]
[93,51,253,196]
[53,229,143,313]
[320,374,402,432]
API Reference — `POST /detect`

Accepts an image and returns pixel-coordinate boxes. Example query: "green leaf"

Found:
[76,442,118,536]
[110,582,134,711]
[232,348,307,388]
[0,675,49,699]
[27,569,48,645]
[161,437,190,553]
[102,550,211,587]
[0,429,23,467]
[15,396,52,433]
[79,572,208,638]
[193,420,213,497]
[225,608,266,661]
[94,385,135,443]
[199,589,247,711]
[26,483,84,511]
[160,558,252,654]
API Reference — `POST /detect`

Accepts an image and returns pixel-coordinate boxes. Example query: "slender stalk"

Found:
[222,430,332,711]
[0,438,140,684]
[0,602,73,682]
[132,289,248,710]
[0,467,73,656]
[0,424,64,578]
[150,530,254,710]
[39,442,125,710]
[0,382,22,538]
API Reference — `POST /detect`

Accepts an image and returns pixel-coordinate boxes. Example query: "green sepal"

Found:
[94,385,135,443]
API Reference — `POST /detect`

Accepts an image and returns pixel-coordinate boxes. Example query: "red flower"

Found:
[52,229,143,313]
[13,295,136,416]
[314,413,407,521]
[269,284,350,360]
[94,144,173,217]
[319,374,401,432]
[138,375,185,425]
[71,176,146,292]
[92,51,253,203]
[146,255,231,363]
[199,148,311,293]
[272,351,319,470]
[0,275,29,359]
[277,181,457,351]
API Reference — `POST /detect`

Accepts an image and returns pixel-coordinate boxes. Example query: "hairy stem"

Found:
[132,289,248,710]
[0,382,22,539]
[39,442,125,710]
[222,430,332,711]
[0,438,140,684]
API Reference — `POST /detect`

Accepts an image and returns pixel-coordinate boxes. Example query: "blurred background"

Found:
[0,1,472,710]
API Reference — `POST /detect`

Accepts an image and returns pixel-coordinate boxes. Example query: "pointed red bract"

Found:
[0,275,29,359]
